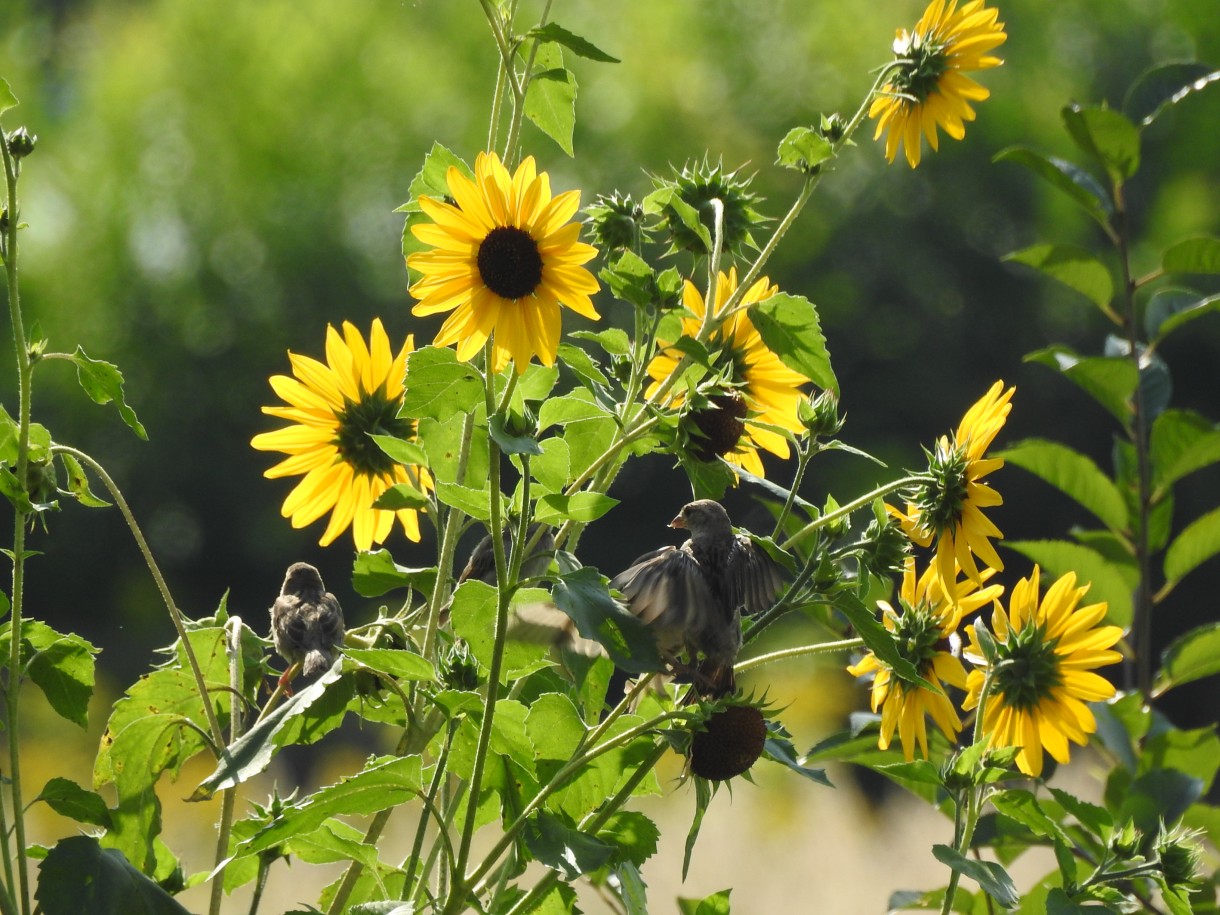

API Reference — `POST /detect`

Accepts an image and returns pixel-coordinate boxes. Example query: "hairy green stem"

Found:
[208,617,247,915]
[0,778,16,915]
[782,474,924,551]
[423,410,475,660]
[402,722,456,900]
[735,638,864,675]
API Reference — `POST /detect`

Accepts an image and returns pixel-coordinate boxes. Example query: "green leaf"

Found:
[1004,244,1113,313]
[1147,290,1220,342]
[746,292,837,393]
[0,620,99,729]
[524,46,577,156]
[682,777,713,882]
[989,789,1071,844]
[932,845,1019,907]
[1062,104,1141,181]
[835,591,937,692]
[551,563,662,674]
[1155,622,1220,696]
[1047,787,1112,838]
[401,142,471,211]
[599,250,657,309]
[538,392,614,431]
[400,346,484,420]
[58,452,110,507]
[761,726,832,786]
[1151,409,1220,493]
[678,888,731,915]
[417,411,489,486]
[530,437,571,493]
[558,341,610,388]
[527,23,619,62]
[524,811,616,879]
[526,692,587,760]
[0,466,34,513]
[1164,505,1220,585]
[1162,236,1220,274]
[998,439,1127,530]
[1025,346,1137,426]
[993,146,1112,229]
[1005,539,1134,627]
[1123,63,1220,127]
[0,78,18,116]
[488,413,543,456]
[241,755,422,856]
[351,549,436,598]
[572,327,631,357]
[535,492,619,524]
[679,454,735,502]
[343,648,436,682]
[434,480,494,521]
[450,580,550,682]
[597,811,661,869]
[192,663,345,799]
[776,126,834,172]
[1118,769,1203,835]
[368,433,428,467]
[1141,726,1220,792]
[70,347,147,439]
[35,836,191,915]
[35,778,112,829]
[370,482,430,511]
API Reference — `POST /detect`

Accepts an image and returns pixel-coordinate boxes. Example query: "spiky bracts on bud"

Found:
[645,157,767,257]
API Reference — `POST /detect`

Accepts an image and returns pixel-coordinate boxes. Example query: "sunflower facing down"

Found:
[962,566,1122,777]
[870,0,1007,168]
[407,151,601,374]
[645,269,809,478]
[251,319,430,552]
[890,380,1014,596]
[848,558,1002,761]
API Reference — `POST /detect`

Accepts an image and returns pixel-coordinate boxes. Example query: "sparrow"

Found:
[610,500,786,697]
[453,523,555,591]
[270,562,345,684]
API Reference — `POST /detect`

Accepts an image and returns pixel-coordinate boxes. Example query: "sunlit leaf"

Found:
[776,126,834,172]
[1164,505,1220,586]
[1155,622,1220,696]
[0,620,99,729]
[1162,236,1220,275]
[450,580,550,682]
[400,346,483,421]
[535,492,619,524]
[58,451,110,507]
[1004,244,1113,312]
[1150,409,1220,494]
[370,482,430,510]
[351,549,436,598]
[1123,62,1220,127]
[35,778,112,829]
[368,434,428,468]
[998,438,1127,530]
[525,46,576,157]
[435,480,494,521]
[678,888,731,915]
[993,147,1112,229]
[932,845,1019,907]
[0,77,18,116]
[527,22,619,63]
[70,347,147,440]
[1062,103,1140,181]
[1024,346,1137,426]
[747,292,837,393]
[343,648,435,682]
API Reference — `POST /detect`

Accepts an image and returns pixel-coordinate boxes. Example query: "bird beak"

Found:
[669,513,686,529]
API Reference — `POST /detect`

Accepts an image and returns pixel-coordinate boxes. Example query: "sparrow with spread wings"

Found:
[610,500,786,697]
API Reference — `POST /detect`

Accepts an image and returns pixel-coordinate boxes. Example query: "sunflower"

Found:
[645,268,808,477]
[870,0,1007,168]
[407,151,601,374]
[251,318,430,551]
[962,566,1122,777]
[848,558,1002,761]
[890,380,1013,596]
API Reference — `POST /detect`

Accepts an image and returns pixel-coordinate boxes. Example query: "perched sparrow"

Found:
[454,523,555,590]
[610,500,785,697]
[271,562,345,684]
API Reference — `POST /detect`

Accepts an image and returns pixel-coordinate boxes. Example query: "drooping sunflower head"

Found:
[251,318,431,552]
[646,157,768,257]
[869,0,1007,168]
[646,268,809,478]
[848,557,1001,761]
[962,566,1122,777]
[407,151,601,375]
[890,380,1013,593]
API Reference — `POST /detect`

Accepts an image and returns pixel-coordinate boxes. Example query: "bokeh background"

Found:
[2,0,1219,910]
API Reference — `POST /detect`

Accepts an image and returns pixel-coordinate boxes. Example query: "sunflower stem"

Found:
[734,638,864,675]
[499,0,554,166]
[703,197,726,324]
[402,720,457,900]
[783,474,927,550]
[208,618,247,915]
[772,438,814,540]
[423,410,475,660]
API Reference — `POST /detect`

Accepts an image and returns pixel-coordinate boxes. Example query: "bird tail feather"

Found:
[302,650,332,679]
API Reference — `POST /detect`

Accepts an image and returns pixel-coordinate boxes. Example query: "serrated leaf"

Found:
[527,23,619,62]
[1005,539,1134,626]
[1025,346,1137,426]
[1123,62,1220,127]
[537,392,613,431]
[551,565,661,674]
[0,620,99,729]
[558,341,609,387]
[998,439,1127,530]
[746,292,837,393]
[1155,622,1220,696]
[434,480,493,521]
[993,146,1112,229]
[70,347,147,439]
[598,811,661,869]
[599,250,656,309]
[343,648,435,682]
[1162,236,1220,274]
[535,492,619,524]
[35,778,112,829]
[450,580,550,682]
[776,126,834,172]
[1047,786,1112,838]
[401,142,471,212]
[1004,244,1114,312]
[1062,104,1141,181]
[400,346,484,420]
[417,411,489,486]
[0,78,18,116]
[35,836,191,915]
[351,549,436,598]
[524,47,577,156]
[1164,505,1220,585]
[524,811,616,879]
[932,844,1019,907]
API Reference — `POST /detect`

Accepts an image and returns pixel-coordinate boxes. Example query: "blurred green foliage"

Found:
[1,0,1218,712]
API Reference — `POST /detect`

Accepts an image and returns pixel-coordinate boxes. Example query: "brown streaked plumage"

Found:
[271,562,345,681]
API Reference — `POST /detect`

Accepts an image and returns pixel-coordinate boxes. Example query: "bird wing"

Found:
[304,592,345,653]
[610,545,716,637]
[730,534,787,617]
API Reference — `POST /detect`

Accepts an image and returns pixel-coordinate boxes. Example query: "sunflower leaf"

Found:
[993,147,1113,229]
[1155,622,1220,696]
[401,347,484,420]
[351,549,436,598]
[1061,104,1141,182]
[833,590,937,693]
[1004,244,1114,313]
[678,888,731,915]
[526,23,619,63]
[369,434,428,468]
[998,438,1127,530]
[1162,235,1220,275]
[35,837,191,915]
[0,77,17,116]
[747,293,836,393]
[1123,62,1220,127]
[523,810,617,879]
[58,452,110,508]
[70,346,147,440]
[776,126,834,173]
[370,482,430,511]
[551,564,661,674]
[535,492,619,524]
[1163,505,1220,586]
[524,46,576,157]
[932,845,1019,907]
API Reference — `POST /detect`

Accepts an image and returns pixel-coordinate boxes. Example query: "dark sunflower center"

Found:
[891,32,950,103]
[334,389,415,478]
[891,601,947,684]
[992,622,1063,711]
[688,391,748,462]
[916,441,970,534]
[477,225,543,300]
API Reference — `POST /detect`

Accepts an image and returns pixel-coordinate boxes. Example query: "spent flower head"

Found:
[407,151,601,374]
[251,318,430,552]
[962,566,1123,777]
[870,0,1007,168]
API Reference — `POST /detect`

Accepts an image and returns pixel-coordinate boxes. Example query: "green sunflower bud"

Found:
[441,639,480,691]
[6,127,37,159]
[798,390,844,438]
[646,157,768,258]
[858,500,911,579]
[584,191,646,252]
[818,113,847,144]
[1155,824,1203,890]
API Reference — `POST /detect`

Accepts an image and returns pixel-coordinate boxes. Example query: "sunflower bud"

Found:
[689,704,767,781]
[647,158,767,258]
[1154,824,1203,890]
[858,501,911,578]
[818,113,847,144]
[584,191,646,252]
[1109,819,1141,858]
[441,640,480,691]
[798,390,843,438]
[6,127,36,159]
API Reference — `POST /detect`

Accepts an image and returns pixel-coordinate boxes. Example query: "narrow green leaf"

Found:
[1062,104,1141,181]
[989,789,1071,844]
[0,466,34,513]
[535,492,619,524]
[1147,290,1220,342]
[1004,244,1113,312]
[1123,63,1220,127]
[400,347,483,420]
[368,434,428,467]
[1005,540,1134,627]
[351,549,436,598]
[0,78,18,116]
[1162,236,1220,275]
[834,591,937,691]
[1047,787,1112,838]
[527,23,619,62]
[1164,505,1220,585]
[524,48,577,156]
[70,347,147,439]
[993,146,1112,229]
[932,844,1019,907]
[776,126,834,172]
[35,837,191,915]
[1151,409,1220,492]
[343,648,436,682]
[551,563,661,674]
[998,438,1127,530]
[1024,346,1137,425]
[746,292,837,393]
[682,778,713,882]
[58,452,110,507]
[35,778,112,829]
